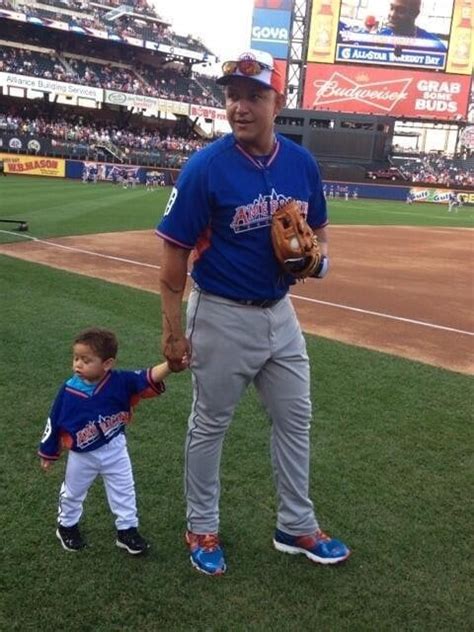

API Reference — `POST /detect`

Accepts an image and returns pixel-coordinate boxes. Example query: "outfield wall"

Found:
[1,152,472,204]
[324,181,474,205]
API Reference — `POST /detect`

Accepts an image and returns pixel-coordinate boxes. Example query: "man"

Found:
[379,0,447,50]
[156,49,350,576]
[448,191,460,213]
[339,0,446,51]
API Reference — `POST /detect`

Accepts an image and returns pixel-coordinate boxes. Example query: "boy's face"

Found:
[72,343,115,384]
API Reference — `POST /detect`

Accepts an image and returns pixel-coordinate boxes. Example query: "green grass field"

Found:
[0,176,472,245]
[1,176,473,631]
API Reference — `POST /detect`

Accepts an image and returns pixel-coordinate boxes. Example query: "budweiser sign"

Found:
[312,72,411,113]
[303,64,470,120]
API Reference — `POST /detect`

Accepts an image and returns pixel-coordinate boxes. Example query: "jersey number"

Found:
[163,187,178,216]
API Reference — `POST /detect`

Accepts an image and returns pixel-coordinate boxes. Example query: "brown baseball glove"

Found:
[271,200,322,279]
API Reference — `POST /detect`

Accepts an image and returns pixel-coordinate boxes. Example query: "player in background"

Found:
[352,188,359,200]
[91,165,98,184]
[146,172,154,191]
[448,191,461,212]
[125,169,135,189]
[98,164,107,181]
[122,168,129,189]
[38,327,178,555]
[157,49,350,576]
[406,191,415,204]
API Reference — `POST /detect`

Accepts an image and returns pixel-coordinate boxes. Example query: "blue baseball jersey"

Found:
[156,133,327,301]
[38,369,165,460]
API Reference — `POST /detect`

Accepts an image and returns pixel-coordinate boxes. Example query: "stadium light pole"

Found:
[286,0,311,109]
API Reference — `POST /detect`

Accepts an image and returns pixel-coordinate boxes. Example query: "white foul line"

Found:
[290,293,473,336]
[1,230,473,337]
[0,231,160,269]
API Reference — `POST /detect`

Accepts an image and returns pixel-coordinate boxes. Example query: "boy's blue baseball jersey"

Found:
[38,369,165,460]
[156,133,328,301]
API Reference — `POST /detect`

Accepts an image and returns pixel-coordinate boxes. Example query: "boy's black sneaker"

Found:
[56,523,86,552]
[116,527,149,555]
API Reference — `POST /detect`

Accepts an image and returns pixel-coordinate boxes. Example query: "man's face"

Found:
[387,0,420,34]
[224,77,285,153]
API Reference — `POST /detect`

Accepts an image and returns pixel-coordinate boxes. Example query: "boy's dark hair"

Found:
[74,327,118,361]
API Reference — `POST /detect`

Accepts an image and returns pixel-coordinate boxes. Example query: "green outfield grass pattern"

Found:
[1,175,473,631]
[0,176,472,246]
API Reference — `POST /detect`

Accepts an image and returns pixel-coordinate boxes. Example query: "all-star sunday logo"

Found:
[311,71,411,113]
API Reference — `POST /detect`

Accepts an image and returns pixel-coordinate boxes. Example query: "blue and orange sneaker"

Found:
[185,531,226,576]
[273,528,350,565]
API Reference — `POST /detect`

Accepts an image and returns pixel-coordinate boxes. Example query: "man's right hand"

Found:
[163,333,190,372]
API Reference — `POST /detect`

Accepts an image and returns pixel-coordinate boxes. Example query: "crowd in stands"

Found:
[2,106,471,186]
[39,0,159,20]
[392,151,473,187]
[0,110,213,167]
[0,0,471,184]
[0,0,210,55]
[0,45,224,107]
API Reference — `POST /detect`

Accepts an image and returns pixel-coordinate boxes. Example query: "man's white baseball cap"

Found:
[217,49,285,95]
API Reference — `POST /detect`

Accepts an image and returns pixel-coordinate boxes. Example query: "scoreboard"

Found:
[250,0,473,120]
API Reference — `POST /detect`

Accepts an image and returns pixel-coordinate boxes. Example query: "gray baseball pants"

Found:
[185,287,319,535]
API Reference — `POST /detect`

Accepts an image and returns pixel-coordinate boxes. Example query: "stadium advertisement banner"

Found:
[6,14,69,31]
[189,105,227,121]
[446,0,474,75]
[307,0,341,64]
[0,134,51,155]
[323,180,474,203]
[104,90,161,112]
[0,73,103,101]
[251,8,292,59]
[104,90,190,115]
[409,187,474,205]
[156,99,190,116]
[303,63,471,120]
[335,0,454,71]
[0,153,65,177]
[0,9,25,22]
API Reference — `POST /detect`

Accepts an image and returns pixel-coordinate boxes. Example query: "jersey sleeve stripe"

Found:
[155,229,194,250]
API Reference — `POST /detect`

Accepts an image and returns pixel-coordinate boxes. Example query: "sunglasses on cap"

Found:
[222,58,273,77]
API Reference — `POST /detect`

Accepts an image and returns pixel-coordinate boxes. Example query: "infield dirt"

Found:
[1,226,472,374]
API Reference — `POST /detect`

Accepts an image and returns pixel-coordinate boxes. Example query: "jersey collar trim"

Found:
[235,139,280,170]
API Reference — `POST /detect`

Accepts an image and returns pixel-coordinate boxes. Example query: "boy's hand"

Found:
[40,458,54,471]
